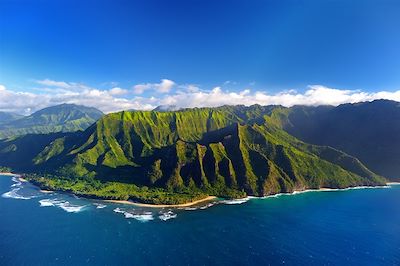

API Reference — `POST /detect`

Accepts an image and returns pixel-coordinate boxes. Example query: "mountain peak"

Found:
[153,105,181,112]
[0,104,104,139]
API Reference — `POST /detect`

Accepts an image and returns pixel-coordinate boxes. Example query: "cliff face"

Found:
[269,100,400,180]
[0,105,384,199]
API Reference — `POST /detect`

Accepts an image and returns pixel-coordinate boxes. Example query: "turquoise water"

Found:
[1,174,399,265]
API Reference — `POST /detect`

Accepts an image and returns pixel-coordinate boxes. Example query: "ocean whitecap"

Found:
[131,213,154,222]
[11,176,22,185]
[123,212,135,219]
[115,209,154,222]
[159,210,177,221]
[113,207,125,214]
[2,188,35,200]
[39,198,86,213]
[221,198,249,205]
[182,207,198,211]
[93,203,107,209]
[39,199,60,207]
[57,202,87,213]
[199,202,216,210]
[11,182,22,188]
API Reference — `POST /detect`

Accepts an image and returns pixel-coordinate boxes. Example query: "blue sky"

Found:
[1,0,400,113]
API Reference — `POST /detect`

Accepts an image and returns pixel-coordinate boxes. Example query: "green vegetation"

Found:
[0,166,12,173]
[25,173,210,204]
[0,103,103,139]
[269,100,400,180]
[0,104,388,204]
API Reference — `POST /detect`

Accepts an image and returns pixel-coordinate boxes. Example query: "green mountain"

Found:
[0,104,104,139]
[0,105,386,204]
[269,100,400,180]
[0,111,24,125]
[153,105,181,112]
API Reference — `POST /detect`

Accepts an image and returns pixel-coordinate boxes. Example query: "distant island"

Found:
[1,101,399,205]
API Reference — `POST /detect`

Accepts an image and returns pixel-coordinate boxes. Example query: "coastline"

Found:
[261,185,392,199]
[39,189,54,193]
[2,171,397,207]
[104,196,217,208]
[0,172,21,177]
[387,182,400,185]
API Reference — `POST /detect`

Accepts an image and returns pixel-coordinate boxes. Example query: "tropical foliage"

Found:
[0,104,103,139]
[0,104,387,204]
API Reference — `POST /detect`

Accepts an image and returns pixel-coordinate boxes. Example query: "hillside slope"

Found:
[0,106,385,203]
[0,112,24,125]
[0,104,104,139]
[269,100,400,180]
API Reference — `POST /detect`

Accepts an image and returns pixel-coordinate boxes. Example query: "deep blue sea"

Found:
[1,174,399,266]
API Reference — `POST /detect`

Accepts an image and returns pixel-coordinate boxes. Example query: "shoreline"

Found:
[39,189,54,193]
[2,171,397,207]
[260,184,393,199]
[104,196,217,208]
[0,172,21,177]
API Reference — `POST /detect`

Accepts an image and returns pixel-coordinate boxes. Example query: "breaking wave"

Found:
[93,203,107,209]
[2,176,37,200]
[2,188,35,200]
[113,208,154,222]
[158,210,177,221]
[39,198,87,213]
[199,202,216,210]
[221,198,250,205]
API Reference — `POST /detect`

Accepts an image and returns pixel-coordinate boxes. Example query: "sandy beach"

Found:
[39,189,54,193]
[0,172,20,177]
[104,196,217,208]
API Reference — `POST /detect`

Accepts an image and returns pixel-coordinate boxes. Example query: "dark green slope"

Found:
[0,104,104,139]
[0,106,385,203]
[0,133,68,170]
[269,100,400,180]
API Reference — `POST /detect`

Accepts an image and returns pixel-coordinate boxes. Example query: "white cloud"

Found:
[109,87,128,96]
[179,84,200,93]
[158,85,400,108]
[35,79,92,91]
[36,79,72,89]
[0,84,155,114]
[133,79,175,94]
[1,80,399,115]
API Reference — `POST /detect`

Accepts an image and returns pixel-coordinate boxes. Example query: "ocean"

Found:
[1,174,399,265]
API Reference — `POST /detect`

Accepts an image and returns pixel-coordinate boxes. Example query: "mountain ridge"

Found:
[0,104,104,139]
[269,99,400,180]
[0,104,387,204]
[0,112,24,124]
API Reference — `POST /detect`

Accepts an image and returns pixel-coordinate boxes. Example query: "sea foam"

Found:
[221,198,250,205]
[2,177,36,200]
[182,207,198,211]
[58,202,87,213]
[2,188,35,200]
[93,203,107,209]
[199,202,216,210]
[113,208,154,222]
[261,185,391,199]
[39,198,86,213]
[130,213,154,222]
[39,199,60,207]
[158,210,177,221]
